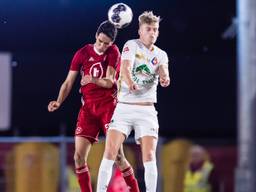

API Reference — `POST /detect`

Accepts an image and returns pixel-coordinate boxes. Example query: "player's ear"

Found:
[138,28,141,36]
[95,33,98,40]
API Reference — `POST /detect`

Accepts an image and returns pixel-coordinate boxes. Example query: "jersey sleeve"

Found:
[121,40,136,63]
[106,45,120,68]
[69,49,85,71]
[159,50,169,66]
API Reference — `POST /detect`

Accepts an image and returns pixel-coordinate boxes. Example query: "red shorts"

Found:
[75,97,116,143]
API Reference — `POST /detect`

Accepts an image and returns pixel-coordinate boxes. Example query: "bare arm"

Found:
[159,64,170,87]
[48,70,78,112]
[80,66,116,88]
[120,60,138,91]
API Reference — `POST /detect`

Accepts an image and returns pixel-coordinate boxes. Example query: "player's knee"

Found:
[143,150,156,162]
[115,153,126,167]
[104,145,119,160]
[74,152,85,166]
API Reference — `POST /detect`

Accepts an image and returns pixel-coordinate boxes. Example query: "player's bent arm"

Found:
[159,64,169,78]
[91,66,115,88]
[159,64,170,87]
[56,70,79,105]
[121,60,135,87]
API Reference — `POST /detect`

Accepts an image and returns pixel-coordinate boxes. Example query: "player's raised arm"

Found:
[48,70,78,112]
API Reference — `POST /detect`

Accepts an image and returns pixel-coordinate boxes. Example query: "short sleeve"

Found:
[159,51,169,66]
[106,45,120,68]
[121,40,136,63]
[70,49,84,71]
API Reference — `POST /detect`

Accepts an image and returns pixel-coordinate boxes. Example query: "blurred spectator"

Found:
[183,145,220,192]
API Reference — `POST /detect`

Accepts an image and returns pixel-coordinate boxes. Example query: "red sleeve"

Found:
[106,45,120,68]
[70,48,86,71]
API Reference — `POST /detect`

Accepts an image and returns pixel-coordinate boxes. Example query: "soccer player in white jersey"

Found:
[97,11,170,192]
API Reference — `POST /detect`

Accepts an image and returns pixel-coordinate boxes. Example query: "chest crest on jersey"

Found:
[89,62,103,78]
[151,57,158,65]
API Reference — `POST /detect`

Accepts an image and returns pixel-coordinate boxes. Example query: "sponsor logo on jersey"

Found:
[135,53,152,63]
[132,64,156,85]
[135,64,151,77]
[135,53,145,60]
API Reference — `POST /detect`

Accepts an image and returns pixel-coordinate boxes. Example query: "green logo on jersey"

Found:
[135,64,151,77]
[132,64,156,85]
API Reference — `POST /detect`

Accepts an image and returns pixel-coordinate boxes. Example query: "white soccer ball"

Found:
[108,3,133,29]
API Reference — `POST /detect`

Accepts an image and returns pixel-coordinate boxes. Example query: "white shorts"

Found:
[108,103,159,144]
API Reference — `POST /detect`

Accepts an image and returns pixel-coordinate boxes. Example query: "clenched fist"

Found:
[160,76,170,87]
[48,101,61,112]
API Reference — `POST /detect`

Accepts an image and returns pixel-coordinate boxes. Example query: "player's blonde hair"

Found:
[138,11,161,26]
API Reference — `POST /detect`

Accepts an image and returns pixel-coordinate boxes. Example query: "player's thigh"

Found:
[100,101,116,134]
[75,107,101,143]
[75,136,92,161]
[104,129,126,157]
[140,136,158,162]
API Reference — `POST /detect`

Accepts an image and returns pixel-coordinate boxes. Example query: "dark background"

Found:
[0,0,236,139]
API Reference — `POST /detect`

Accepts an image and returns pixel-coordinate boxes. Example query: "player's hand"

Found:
[48,101,61,112]
[81,75,93,86]
[160,76,170,87]
[129,83,139,93]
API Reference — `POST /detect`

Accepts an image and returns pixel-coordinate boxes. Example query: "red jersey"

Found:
[70,44,120,101]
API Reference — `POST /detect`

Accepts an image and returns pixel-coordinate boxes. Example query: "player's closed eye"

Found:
[99,39,111,46]
[146,27,158,33]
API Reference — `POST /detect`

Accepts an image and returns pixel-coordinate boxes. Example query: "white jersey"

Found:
[118,39,169,103]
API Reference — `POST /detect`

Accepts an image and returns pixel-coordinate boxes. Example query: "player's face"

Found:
[139,22,159,46]
[95,33,113,53]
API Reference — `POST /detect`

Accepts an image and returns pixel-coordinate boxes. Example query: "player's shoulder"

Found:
[78,44,93,52]
[153,45,167,57]
[75,44,92,56]
[106,44,120,55]
[124,39,138,46]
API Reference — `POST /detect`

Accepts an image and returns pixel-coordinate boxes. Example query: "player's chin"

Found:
[161,82,169,87]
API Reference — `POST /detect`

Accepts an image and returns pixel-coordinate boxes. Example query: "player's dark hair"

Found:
[96,20,118,42]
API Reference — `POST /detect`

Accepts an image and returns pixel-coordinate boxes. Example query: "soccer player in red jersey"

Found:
[48,21,139,192]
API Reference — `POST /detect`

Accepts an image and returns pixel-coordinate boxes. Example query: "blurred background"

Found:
[0,0,237,191]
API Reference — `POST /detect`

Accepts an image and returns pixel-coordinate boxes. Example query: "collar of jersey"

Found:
[93,45,104,56]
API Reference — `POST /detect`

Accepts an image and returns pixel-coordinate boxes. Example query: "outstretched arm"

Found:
[48,70,78,112]
[159,64,170,87]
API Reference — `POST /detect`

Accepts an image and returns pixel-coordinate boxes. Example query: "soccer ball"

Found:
[108,3,133,29]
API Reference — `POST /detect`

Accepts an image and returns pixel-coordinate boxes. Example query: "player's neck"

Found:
[139,39,154,51]
[93,44,104,55]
